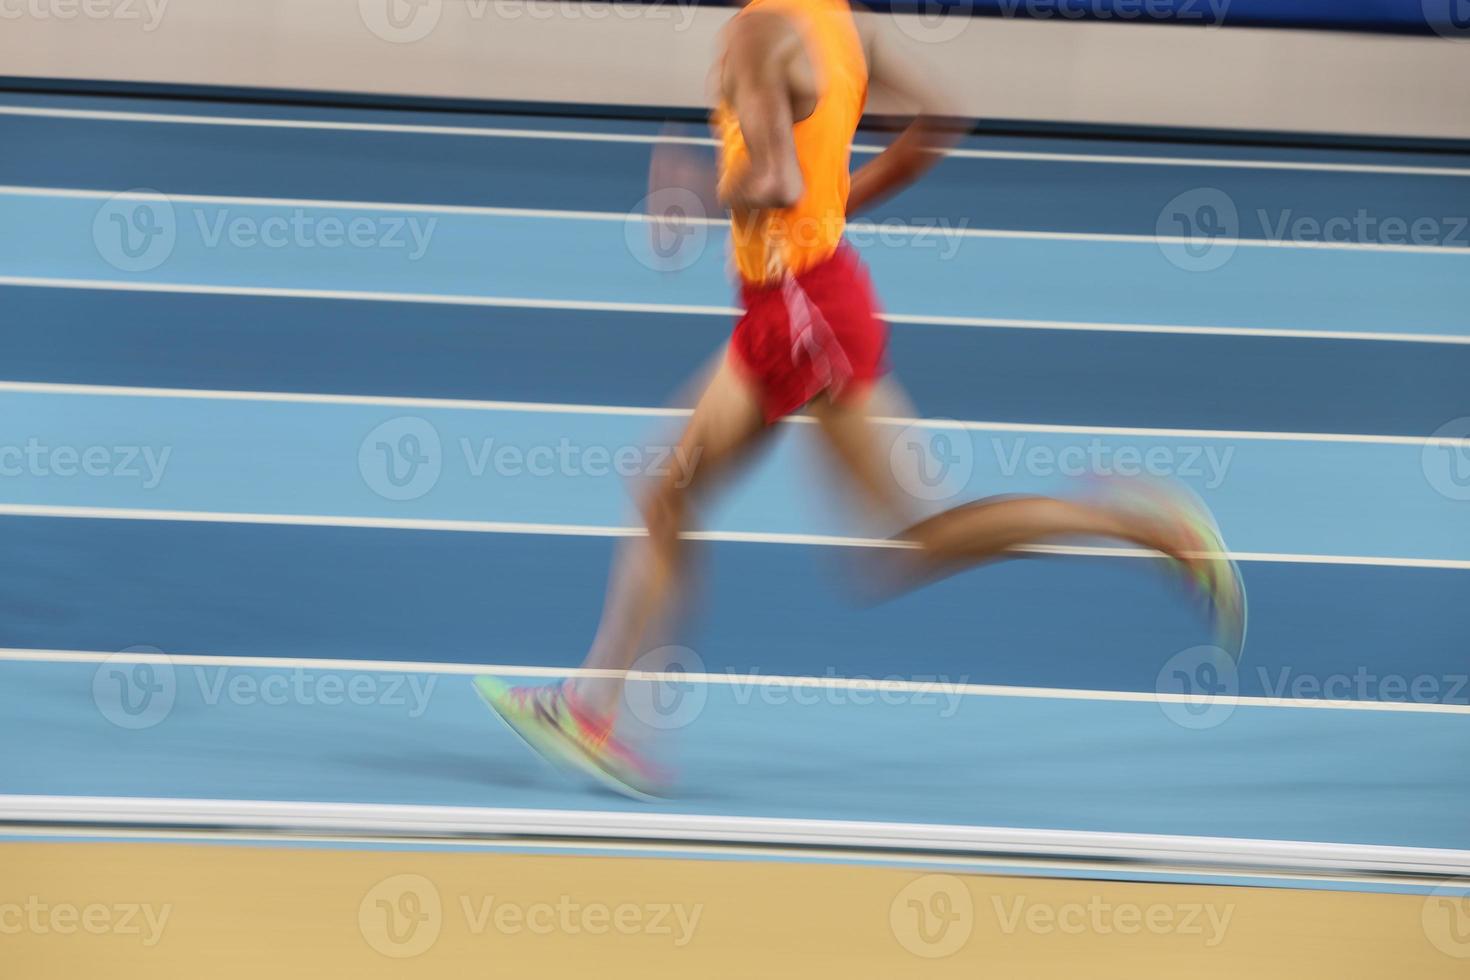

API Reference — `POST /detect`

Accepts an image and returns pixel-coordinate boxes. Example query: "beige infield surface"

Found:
[3,841,1467,978]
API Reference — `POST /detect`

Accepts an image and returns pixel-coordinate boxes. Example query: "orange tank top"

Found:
[713,0,867,285]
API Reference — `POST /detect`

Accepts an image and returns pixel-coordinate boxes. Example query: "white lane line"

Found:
[7,647,1469,714]
[0,275,744,317]
[0,504,1464,570]
[0,184,685,224]
[0,826,1443,890]
[5,379,1467,449]
[5,185,1469,255]
[0,827,1433,888]
[5,275,1468,346]
[0,106,722,145]
[3,104,1468,178]
[5,797,1467,878]
[881,311,1470,346]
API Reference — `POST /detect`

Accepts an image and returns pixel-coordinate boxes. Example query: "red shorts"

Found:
[729,244,888,423]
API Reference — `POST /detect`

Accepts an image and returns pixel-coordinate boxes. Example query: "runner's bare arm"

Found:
[719,11,811,211]
[847,21,963,216]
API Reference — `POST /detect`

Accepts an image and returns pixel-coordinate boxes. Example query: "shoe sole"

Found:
[1162,481,1249,661]
[473,677,662,803]
[1100,476,1248,661]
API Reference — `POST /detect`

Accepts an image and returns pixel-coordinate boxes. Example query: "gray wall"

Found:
[2,0,1467,138]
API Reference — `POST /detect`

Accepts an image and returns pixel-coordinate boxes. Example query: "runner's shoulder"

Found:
[722,4,813,93]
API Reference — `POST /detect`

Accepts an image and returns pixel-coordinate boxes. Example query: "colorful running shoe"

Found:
[473,677,665,801]
[1094,477,1248,659]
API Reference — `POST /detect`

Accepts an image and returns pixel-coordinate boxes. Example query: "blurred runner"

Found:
[478,0,1245,799]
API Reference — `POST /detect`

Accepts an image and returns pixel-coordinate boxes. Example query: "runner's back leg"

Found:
[806,387,1202,593]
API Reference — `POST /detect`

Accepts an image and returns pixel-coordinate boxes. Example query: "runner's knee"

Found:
[641,480,688,553]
